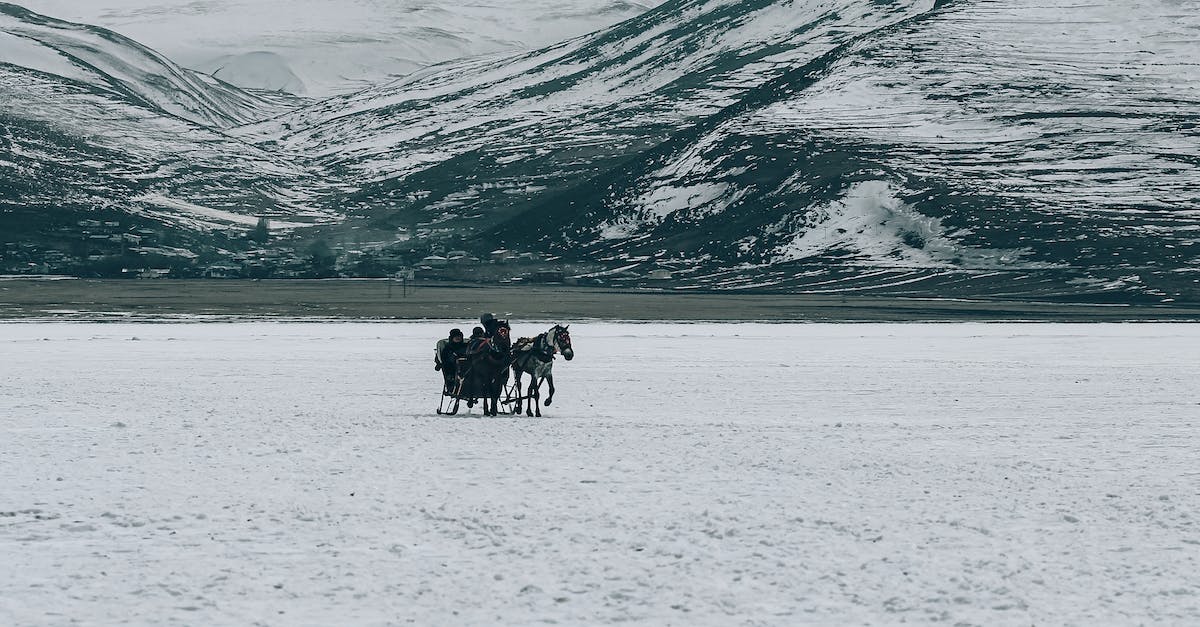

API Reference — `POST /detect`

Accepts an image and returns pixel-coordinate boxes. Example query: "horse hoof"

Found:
[544,399,552,406]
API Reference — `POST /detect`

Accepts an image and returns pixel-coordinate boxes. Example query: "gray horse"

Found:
[510,324,573,417]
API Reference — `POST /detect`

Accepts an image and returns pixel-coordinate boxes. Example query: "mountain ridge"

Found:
[3,0,1198,302]
[15,0,668,96]
[0,2,296,127]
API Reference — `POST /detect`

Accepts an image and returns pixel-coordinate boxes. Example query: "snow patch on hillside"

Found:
[134,194,315,231]
[773,181,1043,270]
[599,181,734,239]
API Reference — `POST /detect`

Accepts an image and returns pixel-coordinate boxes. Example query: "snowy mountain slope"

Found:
[0,64,332,234]
[0,6,335,246]
[0,3,295,128]
[256,0,934,161]
[241,0,937,239]
[778,0,1200,271]
[4,0,1198,301]
[502,0,1200,298]
[240,0,1197,300]
[17,0,665,96]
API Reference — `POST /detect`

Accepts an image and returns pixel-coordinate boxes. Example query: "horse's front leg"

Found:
[488,378,501,416]
[543,373,555,407]
[532,377,544,417]
[525,376,538,417]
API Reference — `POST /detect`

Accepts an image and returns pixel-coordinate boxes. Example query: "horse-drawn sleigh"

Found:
[436,317,574,417]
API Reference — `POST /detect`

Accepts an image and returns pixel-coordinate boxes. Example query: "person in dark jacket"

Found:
[435,328,467,392]
[466,326,488,353]
[481,313,501,338]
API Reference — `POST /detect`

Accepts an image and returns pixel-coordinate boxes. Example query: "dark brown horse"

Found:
[455,322,513,416]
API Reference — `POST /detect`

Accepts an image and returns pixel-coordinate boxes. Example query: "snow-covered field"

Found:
[2,322,1199,625]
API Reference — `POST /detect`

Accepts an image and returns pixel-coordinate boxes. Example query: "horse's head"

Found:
[552,324,574,361]
[493,321,512,352]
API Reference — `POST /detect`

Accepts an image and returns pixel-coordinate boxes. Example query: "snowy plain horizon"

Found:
[3,321,1199,624]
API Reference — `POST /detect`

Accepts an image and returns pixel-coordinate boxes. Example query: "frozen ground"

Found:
[2,322,1199,625]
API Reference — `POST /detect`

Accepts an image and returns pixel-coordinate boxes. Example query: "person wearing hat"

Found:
[480,313,501,338]
[466,326,488,354]
[435,328,467,393]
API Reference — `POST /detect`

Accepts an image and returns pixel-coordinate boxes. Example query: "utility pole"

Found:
[391,268,414,299]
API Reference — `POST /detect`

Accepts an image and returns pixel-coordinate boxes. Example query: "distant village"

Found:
[2,218,677,285]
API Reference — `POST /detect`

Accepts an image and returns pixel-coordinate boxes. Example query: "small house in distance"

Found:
[648,268,674,280]
[447,251,479,266]
[490,249,517,263]
[533,269,565,283]
[204,265,241,279]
